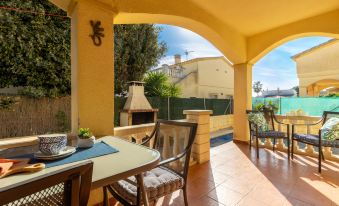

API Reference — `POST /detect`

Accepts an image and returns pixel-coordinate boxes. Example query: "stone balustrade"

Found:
[252,115,339,162]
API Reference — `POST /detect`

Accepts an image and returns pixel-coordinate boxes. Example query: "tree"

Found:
[1,1,167,97]
[292,86,299,97]
[114,25,167,94]
[253,81,263,97]
[144,72,181,97]
[0,0,71,97]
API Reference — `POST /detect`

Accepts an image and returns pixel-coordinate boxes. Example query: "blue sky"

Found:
[157,24,332,90]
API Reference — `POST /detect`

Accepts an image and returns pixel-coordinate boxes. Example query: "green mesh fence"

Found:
[253,97,339,116]
[114,97,232,126]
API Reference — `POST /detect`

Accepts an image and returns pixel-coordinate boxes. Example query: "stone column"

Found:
[184,110,213,164]
[69,1,115,137]
[233,63,252,143]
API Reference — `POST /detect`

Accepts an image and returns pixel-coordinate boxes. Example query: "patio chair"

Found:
[0,161,93,206]
[292,111,339,173]
[246,109,290,159]
[104,119,197,206]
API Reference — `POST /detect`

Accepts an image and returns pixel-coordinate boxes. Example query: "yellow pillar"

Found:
[69,1,114,137]
[299,86,307,97]
[233,63,252,143]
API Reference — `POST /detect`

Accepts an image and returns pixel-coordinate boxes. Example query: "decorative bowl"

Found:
[38,134,67,155]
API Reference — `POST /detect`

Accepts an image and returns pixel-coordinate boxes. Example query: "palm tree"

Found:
[144,72,181,97]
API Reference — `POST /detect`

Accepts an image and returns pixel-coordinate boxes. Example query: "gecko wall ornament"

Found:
[89,20,104,46]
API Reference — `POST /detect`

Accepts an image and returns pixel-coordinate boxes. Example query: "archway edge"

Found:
[114,12,245,64]
[50,0,247,64]
[247,9,339,64]
[249,32,339,64]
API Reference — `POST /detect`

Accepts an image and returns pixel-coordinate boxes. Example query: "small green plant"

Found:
[18,86,45,98]
[0,96,18,110]
[78,128,92,139]
[253,100,279,113]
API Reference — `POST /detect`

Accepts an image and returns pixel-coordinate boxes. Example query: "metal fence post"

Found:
[167,97,170,120]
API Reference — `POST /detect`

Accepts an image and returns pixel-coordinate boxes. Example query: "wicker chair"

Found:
[0,161,93,206]
[292,111,339,173]
[246,109,290,159]
[105,120,197,206]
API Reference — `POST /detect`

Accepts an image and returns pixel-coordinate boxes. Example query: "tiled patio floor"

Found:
[154,142,339,206]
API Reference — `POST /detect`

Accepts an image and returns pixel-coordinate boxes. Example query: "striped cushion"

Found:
[294,134,339,147]
[110,167,184,204]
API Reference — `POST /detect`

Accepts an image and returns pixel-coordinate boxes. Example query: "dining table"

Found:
[0,136,161,206]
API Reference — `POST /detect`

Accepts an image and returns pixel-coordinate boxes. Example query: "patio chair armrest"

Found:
[140,128,157,146]
[291,117,324,127]
[157,151,187,167]
[272,116,289,126]
[141,135,152,146]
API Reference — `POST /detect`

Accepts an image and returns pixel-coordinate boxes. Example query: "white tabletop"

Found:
[0,136,160,192]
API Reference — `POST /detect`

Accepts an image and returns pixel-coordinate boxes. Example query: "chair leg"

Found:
[256,137,259,159]
[136,184,141,206]
[273,138,276,152]
[291,139,294,159]
[321,149,325,161]
[103,186,109,206]
[318,146,322,173]
[136,174,149,206]
[287,137,290,159]
[183,186,188,206]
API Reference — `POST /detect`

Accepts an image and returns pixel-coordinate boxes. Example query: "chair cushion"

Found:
[257,130,286,138]
[321,117,339,141]
[110,167,184,204]
[294,134,339,147]
[248,112,269,132]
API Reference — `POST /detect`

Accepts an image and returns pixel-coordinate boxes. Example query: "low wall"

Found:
[0,96,71,138]
[210,114,233,132]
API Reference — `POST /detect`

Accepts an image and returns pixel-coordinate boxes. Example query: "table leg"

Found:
[136,174,149,206]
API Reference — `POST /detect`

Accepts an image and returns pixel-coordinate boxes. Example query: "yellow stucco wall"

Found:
[48,0,339,144]
[169,57,234,98]
[293,40,339,96]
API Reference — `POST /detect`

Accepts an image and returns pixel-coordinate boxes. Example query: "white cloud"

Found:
[157,26,223,67]
[278,45,306,55]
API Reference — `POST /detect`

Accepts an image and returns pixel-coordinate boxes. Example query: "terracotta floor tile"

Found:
[289,179,333,206]
[207,185,244,206]
[187,176,219,199]
[236,196,269,206]
[247,185,288,206]
[283,196,314,206]
[104,142,339,206]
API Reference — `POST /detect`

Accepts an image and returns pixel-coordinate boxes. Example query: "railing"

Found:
[252,115,339,162]
[114,123,155,144]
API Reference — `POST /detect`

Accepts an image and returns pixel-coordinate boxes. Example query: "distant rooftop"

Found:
[261,89,296,98]
[154,56,231,71]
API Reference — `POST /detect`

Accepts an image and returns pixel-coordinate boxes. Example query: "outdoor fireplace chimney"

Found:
[120,81,158,126]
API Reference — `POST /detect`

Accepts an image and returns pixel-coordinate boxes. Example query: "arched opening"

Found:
[252,35,339,116]
[308,79,339,97]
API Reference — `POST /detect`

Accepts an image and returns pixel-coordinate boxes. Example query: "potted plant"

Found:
[77,128,95,148]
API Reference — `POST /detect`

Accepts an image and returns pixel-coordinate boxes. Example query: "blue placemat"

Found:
[17,141,118,168]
